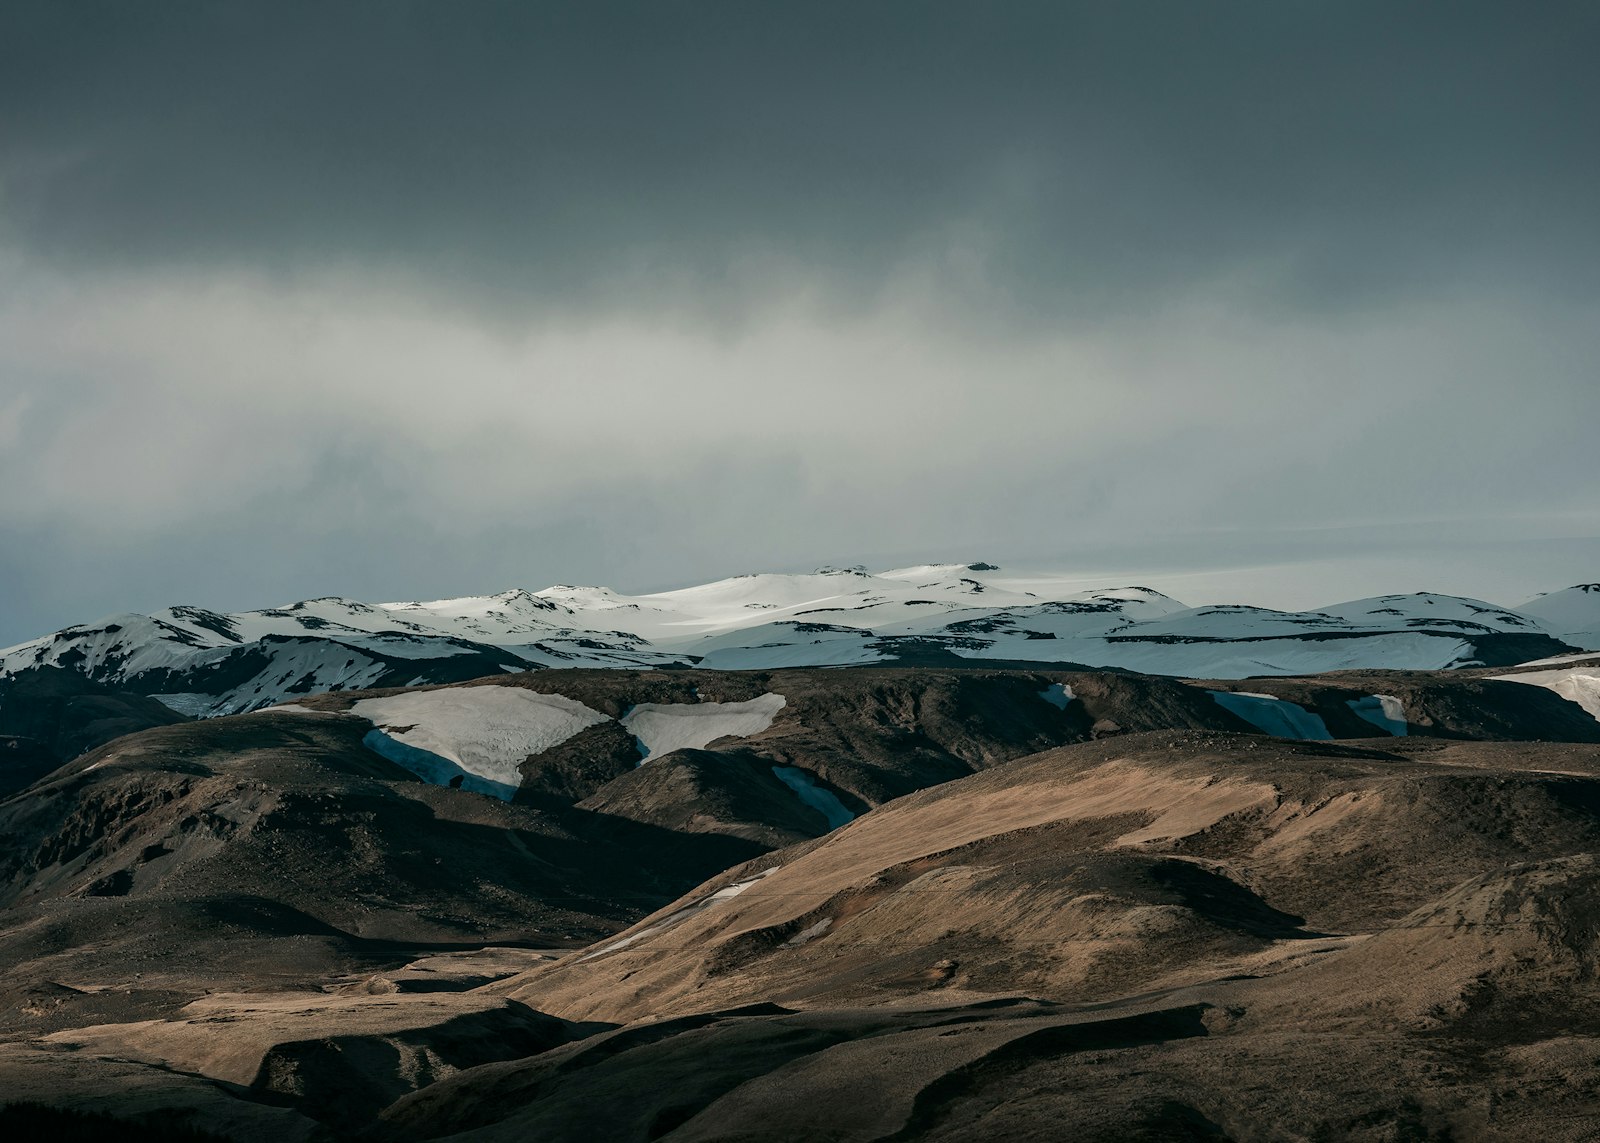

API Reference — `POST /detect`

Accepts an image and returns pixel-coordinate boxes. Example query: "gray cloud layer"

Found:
[8,2,1599,313]
[2,3,1598,643]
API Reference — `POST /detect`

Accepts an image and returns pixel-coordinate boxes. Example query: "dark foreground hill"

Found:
[1,664,1598,1138]
[0,668,189,796]
[0,710,765,1038]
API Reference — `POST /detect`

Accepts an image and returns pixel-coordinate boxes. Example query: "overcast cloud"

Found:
[2,1,1598,644]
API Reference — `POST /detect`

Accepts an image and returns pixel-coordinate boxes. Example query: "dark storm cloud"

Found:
[5,1,1599,318]
[2,3,1598,647]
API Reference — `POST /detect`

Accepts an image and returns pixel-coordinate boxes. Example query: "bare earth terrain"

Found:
[2,659,1600,1139]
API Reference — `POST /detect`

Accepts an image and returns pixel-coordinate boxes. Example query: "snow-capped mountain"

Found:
[1517,584,1600,651]
[1,563,1589,716]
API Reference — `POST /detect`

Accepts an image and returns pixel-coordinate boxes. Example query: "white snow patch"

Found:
[1038,682,1075,710]
[1347,694,1408,735]
[351,686,609,798]
[362,729,516,799]
[622,693,786,761]
[771,766,855,829]
[1209,691,1332,740]
[1490,668,1600,722]
[942,628,1486,678]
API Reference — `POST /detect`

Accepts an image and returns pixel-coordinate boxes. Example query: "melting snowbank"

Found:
[322,685,793,797]
[1347,694,1408,735]
[1209,691,1332,740]
[362,730,515,798]
[622,693,786,760]
[351,686,609,798]
[1492,668,1600,722]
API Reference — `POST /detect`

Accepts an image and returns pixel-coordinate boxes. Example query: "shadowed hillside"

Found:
[1,664,1598,1138]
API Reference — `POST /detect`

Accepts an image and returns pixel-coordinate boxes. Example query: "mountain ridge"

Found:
[2,564,1594,720]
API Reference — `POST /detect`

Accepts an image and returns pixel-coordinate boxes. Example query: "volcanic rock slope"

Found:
[0,668,190,796]
[0,666,1268,1022]
[379,732,1600,1142]
[3,564,1593,719]
[2,656,1600,1137]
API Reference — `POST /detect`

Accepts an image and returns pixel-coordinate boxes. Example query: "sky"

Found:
[2,1,1598,645]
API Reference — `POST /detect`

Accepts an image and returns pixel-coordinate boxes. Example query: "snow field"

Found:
[329,685,791,796]
[621,693,787,760]
[10,566,1599,714]
[1491,668,1600,722]
[351,686,610,798]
